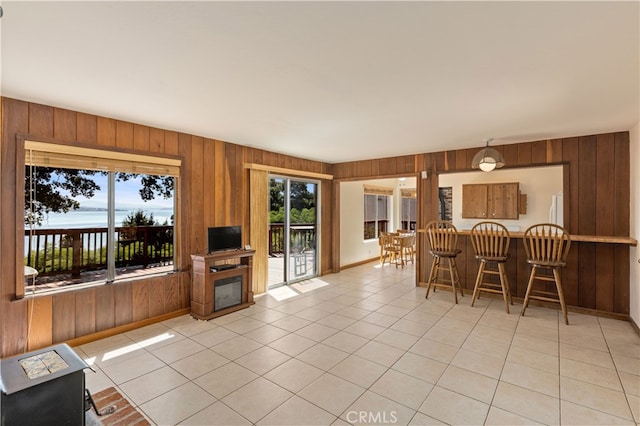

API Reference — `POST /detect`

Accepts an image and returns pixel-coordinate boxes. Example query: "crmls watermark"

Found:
[346,410,398,424]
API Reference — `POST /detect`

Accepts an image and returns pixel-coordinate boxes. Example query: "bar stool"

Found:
[521,223,572,324]
[470,221,513,313]
[424,220,463,303]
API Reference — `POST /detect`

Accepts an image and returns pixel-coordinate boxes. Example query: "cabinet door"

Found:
[489,183,519,219]
[462,184,488,218]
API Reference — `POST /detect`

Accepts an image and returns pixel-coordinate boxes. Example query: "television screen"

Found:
[208,226,242,253]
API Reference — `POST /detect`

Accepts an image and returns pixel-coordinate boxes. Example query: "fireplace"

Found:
[214,275,243,311]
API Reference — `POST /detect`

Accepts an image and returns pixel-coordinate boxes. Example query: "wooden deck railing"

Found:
[24,225,174,278]
[268,223,316,256]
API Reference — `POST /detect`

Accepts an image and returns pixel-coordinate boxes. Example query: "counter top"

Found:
[417,228,637,246]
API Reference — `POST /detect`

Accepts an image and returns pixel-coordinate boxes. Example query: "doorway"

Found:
[268,176,318,288]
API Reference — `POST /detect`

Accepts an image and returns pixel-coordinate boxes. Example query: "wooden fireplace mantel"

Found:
[190,250,255,320]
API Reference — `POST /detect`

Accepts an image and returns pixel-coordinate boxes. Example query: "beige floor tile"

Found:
[559,329,609,352]
[608,341,640,359]
[500,360,559,398]
[190,326,239,347]
[560,400,635,425]
[437,365,498,404]
[423,325,469,348]
[179,401,251,425]
[418,386,490,425]
[84,367,116,394]
[461,334,510,360]
[507,345,559,374]
[477,311,520,332]
[470,324,515,344]
[119,365,189,405]
[376,304,411,318]
[271,315,312,332]
[342,321,387,339]
[298,373,366,416]
[235,345,291,375]
[484,406,543,425]
[374,328,419,350]
[560,357,622,391]
[194,362,258,399]
[248,308,290,323]
[560,376,634,420]
[409,337,458,363]
[612,352,640,375]
[295,323,339,342]
[336,306,373,320]
[79,333,139,359]
[628,393,639,422]
[101,351,165,385]
[560,342,614,368]
[391,352,447,384]
[140,382,215,425]
[341,391,417,425]
[211,335,263,360]
[322,331,369,353]
[170,348,230,380]
[243,324,290,345]
[257,395,336,425]
[222,377,293,423]
[171,318,219,337]
[223,316,267,334]
[329,354,388,388]
[297,343,349,371]
[603,328,640,346]
[408,412,447,425]
[268,332,316,356]
[389,317,435,337]
[354,340,406,367]
[511,332,558,356]
[263,358,324,392]
[403,309,442,325]
[361,311,400,328]
[150,338,207,364]
[451,348,505,379]
[619,371,640,396]
[124,322,172,343]
[492,381,559,425]
[370,369,433,409]
[515,320,559,342]
[435,317,476,335]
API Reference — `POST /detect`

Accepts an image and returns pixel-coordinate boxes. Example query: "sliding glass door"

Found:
[268,176,318,288]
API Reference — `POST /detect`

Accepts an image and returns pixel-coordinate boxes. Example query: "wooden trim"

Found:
[340,256,379,270]
[452,229,637,245]
[244,163,333,180]
[63,308,190,348]
[363,184,395,195]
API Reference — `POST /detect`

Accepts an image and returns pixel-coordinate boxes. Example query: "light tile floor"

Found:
[77,263,640,425]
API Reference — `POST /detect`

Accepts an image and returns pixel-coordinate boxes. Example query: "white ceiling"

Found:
[1,1,638,163]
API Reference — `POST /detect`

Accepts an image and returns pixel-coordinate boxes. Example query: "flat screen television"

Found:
[208,226,242,253]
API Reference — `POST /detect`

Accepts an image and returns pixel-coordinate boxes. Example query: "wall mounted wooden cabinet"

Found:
[462,182,520,219]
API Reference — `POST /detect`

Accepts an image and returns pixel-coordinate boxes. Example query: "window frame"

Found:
[16,137,182,299]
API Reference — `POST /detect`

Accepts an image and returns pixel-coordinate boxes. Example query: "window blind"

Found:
[24,141,181,177]
[363,185,394,196]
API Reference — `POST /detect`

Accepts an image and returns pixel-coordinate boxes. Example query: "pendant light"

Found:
[471,138,505,172]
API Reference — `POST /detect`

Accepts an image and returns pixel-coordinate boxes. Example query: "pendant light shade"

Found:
[471,139,505,172]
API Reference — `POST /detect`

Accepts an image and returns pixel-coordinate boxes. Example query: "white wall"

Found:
[630,122,640,325]
[438,165,563,231]
[340,178,415,267]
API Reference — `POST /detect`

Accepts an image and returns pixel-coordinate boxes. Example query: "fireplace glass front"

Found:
[214,275,243,311]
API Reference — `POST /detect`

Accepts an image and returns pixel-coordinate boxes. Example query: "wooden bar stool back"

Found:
[378,232,398,266]
[470,221,513,312]
[522,223,572,324]
[424,220,463,303]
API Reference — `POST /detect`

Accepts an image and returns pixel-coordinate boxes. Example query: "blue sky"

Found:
[69,173,174,209]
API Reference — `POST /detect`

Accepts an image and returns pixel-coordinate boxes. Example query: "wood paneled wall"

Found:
[0,97,334,357]
[333,133,631,316]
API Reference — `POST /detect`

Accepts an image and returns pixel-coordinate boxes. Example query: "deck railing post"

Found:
[71,230,82,278]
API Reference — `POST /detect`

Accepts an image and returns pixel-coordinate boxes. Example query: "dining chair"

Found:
[521,223,572,324]
[469,221,513,313]
[378,232,399,266]
[424,220,463,303]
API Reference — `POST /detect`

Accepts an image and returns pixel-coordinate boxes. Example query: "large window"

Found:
[363,187,391,240]
[400,189,417,231]
[22,141,180,294]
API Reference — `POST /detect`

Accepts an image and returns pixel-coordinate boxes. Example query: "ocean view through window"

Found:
[23,141,180,294]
